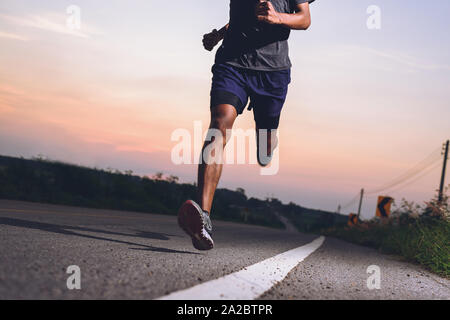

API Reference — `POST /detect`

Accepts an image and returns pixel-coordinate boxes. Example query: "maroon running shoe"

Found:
[178,200,214,251]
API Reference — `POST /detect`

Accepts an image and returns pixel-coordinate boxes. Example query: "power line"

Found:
[338,145,443,214]
[387,160,442,194]
[365,147,441,195]
[366,157,441,195]
[340,192,360,210]
[366,148,440,192]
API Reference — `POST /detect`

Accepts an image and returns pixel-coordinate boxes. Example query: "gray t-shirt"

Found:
[215,0,315,71]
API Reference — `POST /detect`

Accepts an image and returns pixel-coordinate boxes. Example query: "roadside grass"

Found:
[323,189,450,278]
[324,217,449,277]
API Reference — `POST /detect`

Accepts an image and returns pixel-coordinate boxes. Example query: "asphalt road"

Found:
[0,199,448,300]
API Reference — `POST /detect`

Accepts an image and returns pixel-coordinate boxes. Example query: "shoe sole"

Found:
[256,133,278,167]
[178,200,214,251]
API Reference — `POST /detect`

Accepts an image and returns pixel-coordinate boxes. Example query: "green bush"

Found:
[323,196,450,278]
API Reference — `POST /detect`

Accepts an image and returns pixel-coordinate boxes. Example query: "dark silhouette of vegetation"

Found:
[0,155,347,230]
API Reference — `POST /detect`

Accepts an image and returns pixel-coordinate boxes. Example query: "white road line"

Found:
[157,236,325,300]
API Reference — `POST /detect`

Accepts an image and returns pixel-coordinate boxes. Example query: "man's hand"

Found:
[255,0,282,25]
[203,29,222,51]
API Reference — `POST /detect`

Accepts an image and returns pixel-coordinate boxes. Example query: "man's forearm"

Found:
[217,23,229,40]
[255,1,311,30]
[278,12,311,30]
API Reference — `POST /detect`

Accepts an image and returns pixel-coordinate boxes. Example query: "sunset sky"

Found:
[0,0,449,219]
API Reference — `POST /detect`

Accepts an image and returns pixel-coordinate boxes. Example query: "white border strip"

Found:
[158,236,325,300]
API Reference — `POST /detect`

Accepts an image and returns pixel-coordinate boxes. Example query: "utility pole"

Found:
[438,140,449,203]
[357,188,364,219]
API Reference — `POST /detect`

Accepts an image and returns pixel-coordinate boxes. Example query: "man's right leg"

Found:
[178,63,246,250]
[198,104,237,214]
[178,103,237,251]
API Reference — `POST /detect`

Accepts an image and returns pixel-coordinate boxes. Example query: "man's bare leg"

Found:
[198,104,237,214]
[177,104,236,251]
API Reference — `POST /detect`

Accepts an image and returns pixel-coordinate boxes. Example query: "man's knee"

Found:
[208,118,231,147]
[211,116,231,132]
[207,104,237,147]
[211,104,236,127]
[210,117,235,144]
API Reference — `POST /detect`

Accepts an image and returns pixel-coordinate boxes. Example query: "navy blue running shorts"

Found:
[210,63,291,130]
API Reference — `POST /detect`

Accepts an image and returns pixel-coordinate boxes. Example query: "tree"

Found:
[153,172,164,180]
[167,175,179,183]
[236,187,246,196]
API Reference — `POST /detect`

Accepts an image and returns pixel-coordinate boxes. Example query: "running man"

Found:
[178,0,314,250]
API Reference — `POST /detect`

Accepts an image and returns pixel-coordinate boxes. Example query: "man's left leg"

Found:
[250,69,290,167]
[253,99,284,167]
